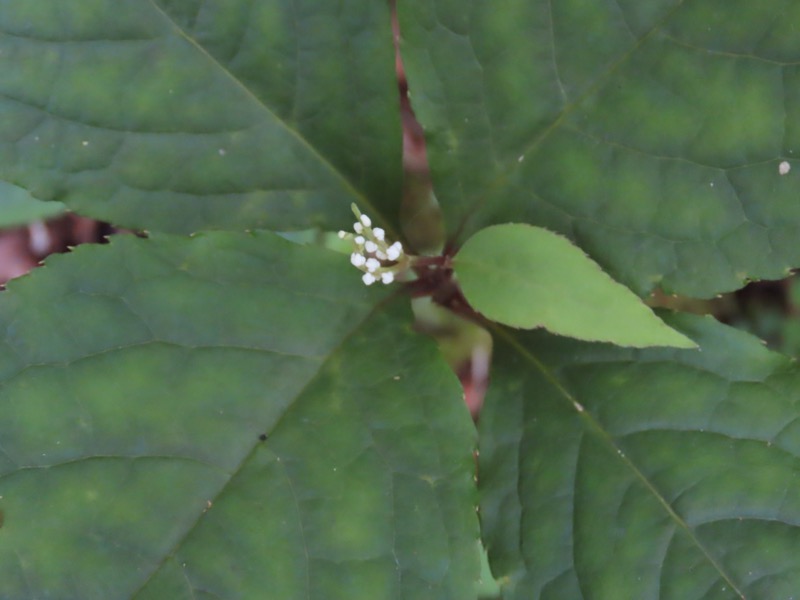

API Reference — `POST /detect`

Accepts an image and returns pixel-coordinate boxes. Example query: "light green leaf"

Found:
[480,314,800,599]
[453,223,694,348]
[0,181,64,228]
[0,232,478,599]
[399,0,800,297]
[0,1,401,234]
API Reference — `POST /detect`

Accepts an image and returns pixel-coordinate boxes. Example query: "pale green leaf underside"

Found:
[0,0,401,234]
[399,0,800,297]
[0,180,64,227]
[0,233,478,599]
[480,314,800,599]
[454,224,694,348]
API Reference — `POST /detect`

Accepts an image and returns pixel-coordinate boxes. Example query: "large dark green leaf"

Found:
[399,0,800,297]
[480,314,800,598]
[0,1,401,234]
[0,232,478,599]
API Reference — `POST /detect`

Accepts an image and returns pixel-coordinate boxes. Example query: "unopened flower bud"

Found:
[386,242,403,261]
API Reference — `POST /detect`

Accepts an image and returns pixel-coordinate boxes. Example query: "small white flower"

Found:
[346,205,411,286]
[386,242,403,261]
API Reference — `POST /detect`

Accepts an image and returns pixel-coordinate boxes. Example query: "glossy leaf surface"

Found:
[399,0,800,297]
[480,314,800,599]
[454,224,694,347]
[0,232,478,599]
[0,1,401,234]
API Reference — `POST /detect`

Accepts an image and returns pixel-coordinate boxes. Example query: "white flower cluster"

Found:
[339,204,407,286]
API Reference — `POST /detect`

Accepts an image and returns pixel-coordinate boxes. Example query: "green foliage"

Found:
[481,314,800,599]
[0,1,800,599]
[0,182,64,228]
[454,224,695,347]
[0,0,401,233]
[398,0,800,298]
[0,233,477,598]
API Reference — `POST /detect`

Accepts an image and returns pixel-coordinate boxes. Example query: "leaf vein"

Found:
[495,325,747,599]
[146,0,387,225]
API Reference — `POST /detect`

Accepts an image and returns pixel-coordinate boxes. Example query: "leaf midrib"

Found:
[146,0,394,234]
[127,291,400,598]
[494,324,747,599]
[450,0,690,244]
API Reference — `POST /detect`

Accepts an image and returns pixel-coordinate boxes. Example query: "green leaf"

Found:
[480,314,800,599]
[0,181,64,228]
[453,224,695,348]
[0,1,401,234]
[0,233,478,599]
[399,0,800,297]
